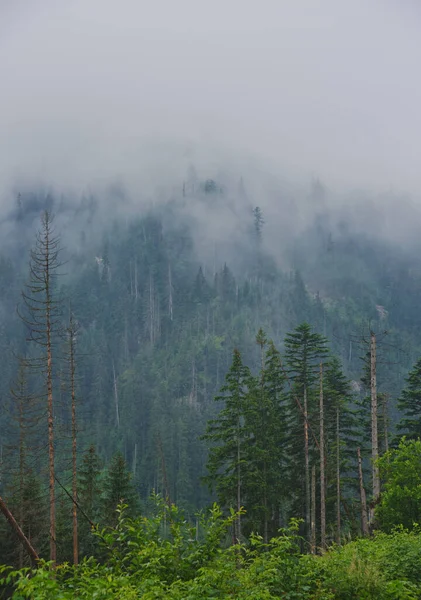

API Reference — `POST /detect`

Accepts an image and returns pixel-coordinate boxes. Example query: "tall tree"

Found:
[203,349,252,541]
[66,311,79,565]
[247,332,287,541]
[19,211,63,563]
[319,363,326,551]
[323,357,358,542]
[284,323,328,543]
[370,332,380,523]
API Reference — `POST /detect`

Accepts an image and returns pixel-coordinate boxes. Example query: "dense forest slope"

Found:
[0,173,421,565]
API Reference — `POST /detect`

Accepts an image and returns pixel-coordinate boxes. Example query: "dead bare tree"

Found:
[19,211,63,564]
[0,496,39,564]
[370,331,380,526]
[67,311,79,565]
[336,408,341,545]
[357,447,369,536]
[310,465,316,554]
[319,363,326,551]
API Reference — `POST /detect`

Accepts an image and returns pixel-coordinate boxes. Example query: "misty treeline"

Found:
[1,179,421,596]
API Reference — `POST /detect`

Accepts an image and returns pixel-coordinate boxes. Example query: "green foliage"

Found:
[101,453,140,525]
[398,359,421,439]
[202,348,251,538]
[310,530,421,599]
[3,193,421,568]
[377,438,421,532]
[5,504,421,599]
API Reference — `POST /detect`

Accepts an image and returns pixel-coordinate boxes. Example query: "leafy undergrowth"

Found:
[2,501,421,599]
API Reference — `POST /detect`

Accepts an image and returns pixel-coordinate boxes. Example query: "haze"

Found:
[1,0,420,198]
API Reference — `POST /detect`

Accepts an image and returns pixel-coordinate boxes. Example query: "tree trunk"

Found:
[357,447,369,536]
[370,332,380,525]
[133,443,137,477]
[46,274,56,563]
[0,496,39,564]
[336,407,341,545]
[19,212,62,565]
[168,263,173,321]
[69,315,79,565]
[134,258,138,301]
[112,361,120,429]
[319,363,326,551]
[383,394,389,454]
[18,377,25,569]
[237,414,241,542]
[304,386,310,542]
[310,465,316,554]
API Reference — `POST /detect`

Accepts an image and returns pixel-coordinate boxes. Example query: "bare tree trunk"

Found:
[357,447,369,536]
[336,407,341,545]
[157,435,171,507]
[148,272,155,345]
[370,332,380,525]
[383,394,389,454]
[319,363,326,551]
[69,314,78,565]
[18,374,25,569]
[237,414,241,542]
[310,465,316,554]
[168,263,173,321]
[0,496,39,564]
[133,443,137,477]
[304,386,310,542]
[257,331,268,543]
[112,361,120,429]
[134,258,138,302]
[46,261,56,564]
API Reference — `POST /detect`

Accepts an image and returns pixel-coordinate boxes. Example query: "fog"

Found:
[1,0,420,204]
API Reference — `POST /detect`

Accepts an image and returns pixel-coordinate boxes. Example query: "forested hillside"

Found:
[1,174,421,576]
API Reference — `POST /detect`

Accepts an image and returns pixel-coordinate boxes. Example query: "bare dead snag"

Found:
[0,495,39,564]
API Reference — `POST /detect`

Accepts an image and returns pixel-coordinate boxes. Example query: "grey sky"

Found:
[1,0,420,197]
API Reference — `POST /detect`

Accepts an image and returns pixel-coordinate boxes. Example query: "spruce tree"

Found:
[323,357,358,541]
[397,358,421,439]
[284,322,328,542]
[78,445,102,556]
[101,453,139,526]
[247,333,287,540]
[202,348,252,541]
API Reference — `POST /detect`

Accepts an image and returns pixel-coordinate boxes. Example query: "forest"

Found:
[1,176,421,598]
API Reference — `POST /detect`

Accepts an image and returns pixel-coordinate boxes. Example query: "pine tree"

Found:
[397,358,421,439]
[202,348,252,541]
[101,453,139,526]
[323,357,358,541]
[247,333,287,540]
[78,445,102,556]
[284,322,329,543]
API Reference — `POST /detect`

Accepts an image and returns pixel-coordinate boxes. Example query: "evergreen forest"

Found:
[1,178,421,598]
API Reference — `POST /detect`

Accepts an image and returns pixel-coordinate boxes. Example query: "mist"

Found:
[1,0,421,202]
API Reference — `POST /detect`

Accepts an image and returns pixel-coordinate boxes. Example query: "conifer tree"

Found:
[202,348,252,541]
[284,322,328,542]
[78,445,102,556]
[247,333,287,540]
[323,357,358,541]
[101,453,139,526]
[397,357,421,439]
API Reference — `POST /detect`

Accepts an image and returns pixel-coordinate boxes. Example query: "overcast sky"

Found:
[1,0,420,197]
